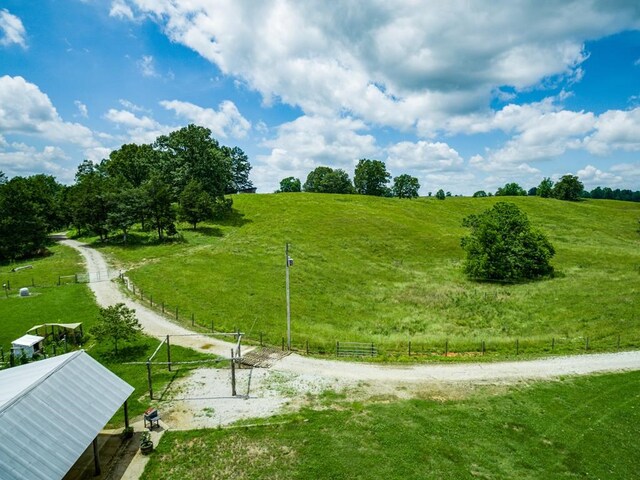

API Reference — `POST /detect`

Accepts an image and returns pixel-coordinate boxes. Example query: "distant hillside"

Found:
[103,194,640,355]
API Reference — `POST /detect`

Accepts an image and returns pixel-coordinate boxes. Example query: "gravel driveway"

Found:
[61,239,640,428]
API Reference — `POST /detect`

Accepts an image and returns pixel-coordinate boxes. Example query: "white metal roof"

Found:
[0,351,134,480]
[27,323,83,332]
[11,334,45,348]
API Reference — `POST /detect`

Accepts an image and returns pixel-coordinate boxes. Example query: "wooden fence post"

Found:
[552,337,555,351]
[445,339,448,356]
[408,341,411,356]
[230,349,236,397]
[147,361,153,400]
[191,313,194,326]
[166,335,171,372]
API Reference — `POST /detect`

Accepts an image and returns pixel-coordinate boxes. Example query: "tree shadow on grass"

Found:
[191,226,223,237]
[216,209,252,228]
[94,342,150,363]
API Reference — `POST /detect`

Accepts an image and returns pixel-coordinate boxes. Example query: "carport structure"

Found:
[0,351,134,480]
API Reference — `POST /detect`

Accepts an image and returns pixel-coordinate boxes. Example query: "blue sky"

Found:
[1,1,639,195]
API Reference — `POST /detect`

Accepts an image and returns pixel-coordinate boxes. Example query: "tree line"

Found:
[0,124,251,262]
[278,159,421,199]
[474,175,640,202]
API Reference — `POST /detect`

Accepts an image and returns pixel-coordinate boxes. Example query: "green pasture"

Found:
[142,370,640,479]
[0,243,96,353]
[92,195,640,356]
[0,242,214,426]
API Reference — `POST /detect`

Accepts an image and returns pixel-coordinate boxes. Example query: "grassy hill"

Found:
[97,194,640,356]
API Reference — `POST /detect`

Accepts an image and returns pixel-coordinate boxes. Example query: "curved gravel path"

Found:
[62,239,640,384]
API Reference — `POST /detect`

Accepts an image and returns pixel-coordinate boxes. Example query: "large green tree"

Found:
[303,167,354,193]
[90,303,142,355]
[154,124,232,200]
[279,177,302,192]
[392,174,420,199]
[223,146,253,193]
[103,143,155,188]
[67,161,114,241]
[496,182,526,196]
[553,175,583,201]
[107,187,144,243]
[461,202,555,281]
[536,177,554,198]
[143,175,177,240]
[354,159,391,196]
[178,179,214,229]
[0,177,49,261]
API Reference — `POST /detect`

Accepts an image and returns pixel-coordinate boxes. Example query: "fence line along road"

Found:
[58,238,640,385]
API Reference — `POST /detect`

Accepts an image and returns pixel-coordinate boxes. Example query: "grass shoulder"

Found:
[141,370,640,479]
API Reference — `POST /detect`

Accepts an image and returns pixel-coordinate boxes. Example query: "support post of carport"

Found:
[92,437,101,476]
[124,399,129,429]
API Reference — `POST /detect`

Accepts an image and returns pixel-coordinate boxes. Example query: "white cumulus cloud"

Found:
[160,100,251,139]
[253,115,378,192]
[118,0,640,134]
[0,9,26,48]
[0,75,99,149]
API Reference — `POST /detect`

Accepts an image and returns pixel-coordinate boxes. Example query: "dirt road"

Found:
[62,239,640,384]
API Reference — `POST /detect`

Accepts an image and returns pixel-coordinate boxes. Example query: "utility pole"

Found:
[285,243,293,350]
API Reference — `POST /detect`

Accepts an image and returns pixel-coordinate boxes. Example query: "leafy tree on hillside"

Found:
[68,161,114,241]
[178,180,214,229]
[304,167,354,193]
[552,175,583,201]
[354,159,391,196]
[25,174,69,232]
[91,303,142,355]
[143,175,177,240]
[103,143,155,188]
[107,187,144,243]
[496,182,526,196]
[536,177,554,198]
[461,202,555,281]
[528,187,537,196]
[0,171,6,185]
[0,177,49,261]
[223,146,253,193]
[392,174,420,198]
[154,124,231,200]
[279,177,302,192]
[435,189,446,200]
[473,190,488,198]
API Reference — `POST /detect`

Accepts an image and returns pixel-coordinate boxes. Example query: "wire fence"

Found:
[118,275,640,361]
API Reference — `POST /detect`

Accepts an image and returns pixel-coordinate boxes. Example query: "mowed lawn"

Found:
[96,194,640,354]
[0,243,213,426]
[0,243,97,352]
[142,370,640,480]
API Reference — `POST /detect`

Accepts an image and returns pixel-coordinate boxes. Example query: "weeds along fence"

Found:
[254,333,640,360]
[119,277,640,360]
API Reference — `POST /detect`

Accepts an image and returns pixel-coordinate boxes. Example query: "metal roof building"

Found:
[0,351,134,480]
